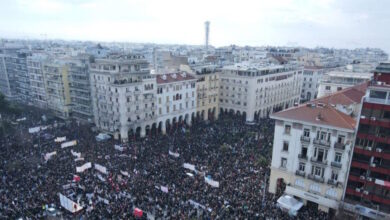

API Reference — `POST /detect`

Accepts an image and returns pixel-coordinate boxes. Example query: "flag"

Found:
[73,175,81,182]
[133,208,143,218]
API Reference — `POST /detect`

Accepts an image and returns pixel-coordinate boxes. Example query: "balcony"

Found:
[327,179,343,187]
[300,136,311,143]
[331,161,342,168]
[308,174,325,183]
[295,170,306,177]
[310,157,328,166]
[334,142,346,150]
[298,154,308,161]
[313,139,331,148]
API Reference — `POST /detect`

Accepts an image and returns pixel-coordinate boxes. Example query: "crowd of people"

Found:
[0,107,330,219]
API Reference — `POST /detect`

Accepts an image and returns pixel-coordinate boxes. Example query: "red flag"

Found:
[133,208,143,218]
[73,175,81,182]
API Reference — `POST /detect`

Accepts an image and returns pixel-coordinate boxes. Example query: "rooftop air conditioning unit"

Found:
[360,175,365,180]
[355,188,361,192]
[366,147,372,151]
[370,163,376,167]
[371,117,376,121]
[376,148,382,153]
[363,191,369,195]
[366,177,372,182]
[360,115,366,119]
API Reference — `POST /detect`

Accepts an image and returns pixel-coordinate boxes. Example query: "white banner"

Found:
[161,186,168,193]
[183,163,196,172]
[28,126,41,134]
[97,174,106,182]
[75,158,84,162]
[95,164,108,175]
[55,136,67,143]
[120,171,130,177]
[44,151,57,161]
[169,150,180,158]
[16,117,26,122]
[59,193,83,213]
[76,162,92,173]
[71,150,81,158]
[186,172,194,177]
[61,140,77,148]
[114,145,124,151]
[204,177,220,188]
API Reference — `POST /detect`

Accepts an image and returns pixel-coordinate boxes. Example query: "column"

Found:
[140,126,146,138]
[161,121,166,135]
[120,127,128,143]
[203,111,208,121]
[214,108,219,120]
[186,115,192,126]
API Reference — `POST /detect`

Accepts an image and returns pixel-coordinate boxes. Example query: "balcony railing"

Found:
[310,157,328,166]
[308,174,325,183]
[327,179,343,187]
[331,161,342,168]
[313,139,331,148]
[298,154,308,161]
[300,136,311,143]
[295,170,306,177]
[334,142,346,150]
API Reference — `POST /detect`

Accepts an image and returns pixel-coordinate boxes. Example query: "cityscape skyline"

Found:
[0,0,389,53]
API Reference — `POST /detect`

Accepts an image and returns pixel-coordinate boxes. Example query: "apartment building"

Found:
[194,67,219,120]
[156,72,196,134]
[318,71,372,98]
[43,60,72,119]
[300,66,325,102]
[90,54,156,141]
[27,53,49,108]
[67,55,93,122]
[343,62,390,220]
[219,62,302,121]
[269,83,367,214]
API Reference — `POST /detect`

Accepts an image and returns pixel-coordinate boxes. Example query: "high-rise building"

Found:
[343,62,390,220]
[89,54,156,141]
[205,21,210,51]
[27,53,49,108]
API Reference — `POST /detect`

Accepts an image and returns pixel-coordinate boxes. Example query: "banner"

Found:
[169,150,180,158]
[204,176,220,188]
[29,126,41,134]
[188,199,206,210]
[161,186,168,193]
[183,163,196,172]
[55,136,67,143]
[120,171,129,177]
[375,179,390,188]
[97,174,106,182]
[114,145,124,151]
[61,140,77,148]
[186,172,194,177]
[76,162,92,173]
[16,117,26,122]
[59,193,83,213]
[44,151,57,161]
[75,158,84,162]
[71,150,81,158]
[95,164,108,174]
[97,196,109,205]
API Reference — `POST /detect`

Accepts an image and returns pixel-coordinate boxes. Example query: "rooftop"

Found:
[324,71,373,79]
[271,83,368,130]
[156,72,196,84]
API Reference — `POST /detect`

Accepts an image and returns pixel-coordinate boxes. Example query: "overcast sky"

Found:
[0,0,389,53]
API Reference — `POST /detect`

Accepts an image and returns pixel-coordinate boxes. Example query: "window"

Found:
[281,158,287,168]
[299,163,305,172]
[303,128,310,137]
[331,170,338,181]
[283,141,289,152]
[369,90,387,99]
[326,188,337,198]
[337,135,345,144]
[335,153,342,163]
[325,86,331,91]
[159,108,162,115]
[166,106,169,113]
[312,166,324,177]
[295,179,305,188]
[301,147,308,157]
[310,184,321,193]
[284,125,291,134]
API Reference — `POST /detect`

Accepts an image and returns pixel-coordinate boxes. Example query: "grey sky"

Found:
[0,0,389,53]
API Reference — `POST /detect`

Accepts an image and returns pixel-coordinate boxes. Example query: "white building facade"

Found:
[156,72,197,134]
[317,71,372,98]
[219,63,303,121]
[300,67,325,102]
[90,54,157,141]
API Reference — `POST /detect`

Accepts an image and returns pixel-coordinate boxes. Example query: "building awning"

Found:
[277,195,303,216]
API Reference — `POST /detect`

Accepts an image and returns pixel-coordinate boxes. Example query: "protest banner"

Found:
[161,186,168,193]
[169,150,180,158]
[120,171,129,177]
[55,136,66,143]
[204,176,220,188]
[44,151,57,161]
[28,126,41,134]
[61,140,77,148]
[183,163,196,172]
[114,145,124,151]
[71,150,81,158]
[59,193,83,213]
[76,162,92,173]
[95,164,108,174]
